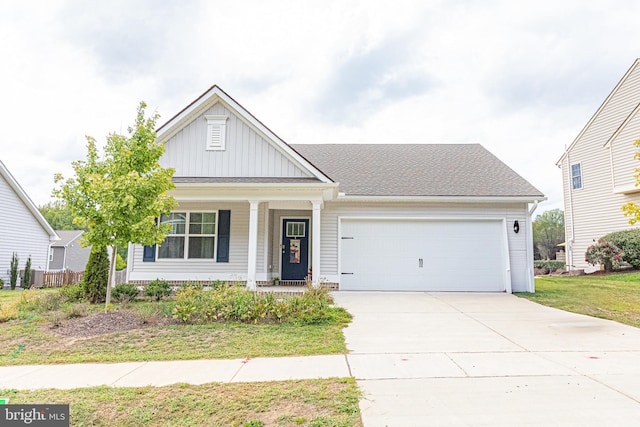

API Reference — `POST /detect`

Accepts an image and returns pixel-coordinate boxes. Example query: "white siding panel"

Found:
[320,202,530,292]
[562,63,640,269]
[0,174,51,284]
[129,202,252,281]
[161,102,311,178]
[611,110,640,189]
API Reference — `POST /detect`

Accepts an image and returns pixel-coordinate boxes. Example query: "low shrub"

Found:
[145,279,172,301]
[172,284,346,325]
[585,240,624,271]
[533,260,565,273]
[0,302,19,322]
[112,283,140,303]
[59,283,86,303]
[211,279,227,290]
[67,302,89,318]
[602,228,640,269]
[47,310,67,327]
[133,304,163,325]
[15,289,38,312]
[37,292,64,312]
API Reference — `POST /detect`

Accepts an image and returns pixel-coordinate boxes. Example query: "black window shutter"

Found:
[143,245,156,262]
[217,210,231,262]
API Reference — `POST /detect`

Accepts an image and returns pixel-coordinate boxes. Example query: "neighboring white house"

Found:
[48,230,91,272]
[0,160,58,286]
[557,58,640,271]
[127,86,545,292]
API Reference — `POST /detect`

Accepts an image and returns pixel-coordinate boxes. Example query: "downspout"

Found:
[527,200,539,293]
[565,145,575,271]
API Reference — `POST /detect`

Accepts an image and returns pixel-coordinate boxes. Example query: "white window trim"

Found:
[48,247,54,262]
[570,162,583,190]
[157,210,219,261]
[286,221,306,238]
[204,115,228,151]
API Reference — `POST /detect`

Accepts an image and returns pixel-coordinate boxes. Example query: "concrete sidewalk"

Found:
[0,355,351,390]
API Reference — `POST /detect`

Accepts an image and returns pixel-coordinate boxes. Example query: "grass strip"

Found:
[1,378,362,426]
[518,273,640,328]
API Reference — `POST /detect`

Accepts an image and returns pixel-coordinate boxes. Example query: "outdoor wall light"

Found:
[513,220,520,234]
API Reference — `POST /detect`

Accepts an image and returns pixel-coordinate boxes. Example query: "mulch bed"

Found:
[53,311,178,338]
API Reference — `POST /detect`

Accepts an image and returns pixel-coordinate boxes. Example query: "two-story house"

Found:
[557,58,640,271]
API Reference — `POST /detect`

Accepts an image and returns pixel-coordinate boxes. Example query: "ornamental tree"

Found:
[55,102,176,307]
[622,138,640,223]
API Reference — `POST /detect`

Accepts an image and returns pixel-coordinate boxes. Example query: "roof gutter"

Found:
[336,195,547,204]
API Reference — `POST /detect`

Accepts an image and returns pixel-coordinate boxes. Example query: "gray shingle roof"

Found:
[290,144,543,197]
[52,230,84,247]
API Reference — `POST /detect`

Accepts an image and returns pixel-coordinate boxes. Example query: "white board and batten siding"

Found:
[562,61,640,270]
[318,202,532,292]
[0,173,51,284]
[128,202,269,282]
[160,102,312,178]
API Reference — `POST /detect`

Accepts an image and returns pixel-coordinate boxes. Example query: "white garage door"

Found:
[340,218,510,292]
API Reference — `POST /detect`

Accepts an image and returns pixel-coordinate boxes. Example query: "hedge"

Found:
[533,260,565,271]
[601,228,640,269]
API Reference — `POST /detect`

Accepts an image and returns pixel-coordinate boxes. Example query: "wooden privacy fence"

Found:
[42,270,83,287]
[40,269,127,288]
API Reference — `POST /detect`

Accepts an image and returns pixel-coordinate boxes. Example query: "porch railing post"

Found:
[247,200,260,291]
[312,201,322,287]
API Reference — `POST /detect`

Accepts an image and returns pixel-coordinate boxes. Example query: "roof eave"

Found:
[173,182,339,189]
[336,195,547,203]
[0,160,59,240]
[556,58,640,166]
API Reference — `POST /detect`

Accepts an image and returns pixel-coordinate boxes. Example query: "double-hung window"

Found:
[571,163,582,190]
[158,212,217,259]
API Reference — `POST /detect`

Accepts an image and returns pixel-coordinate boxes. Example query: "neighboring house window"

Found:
[48,248,54,262]
[204,115,228,151]
[158,212,217,259]
[571,163,582,190]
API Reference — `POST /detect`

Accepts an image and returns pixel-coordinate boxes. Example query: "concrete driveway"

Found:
[332,292,640,426]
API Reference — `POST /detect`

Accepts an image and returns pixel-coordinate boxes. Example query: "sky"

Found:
[1,0,639,217]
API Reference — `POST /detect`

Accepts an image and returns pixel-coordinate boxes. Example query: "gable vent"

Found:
[205,115,228,151]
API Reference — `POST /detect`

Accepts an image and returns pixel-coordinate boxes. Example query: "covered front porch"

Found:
[127,181,338,289]
[249,199,324,290]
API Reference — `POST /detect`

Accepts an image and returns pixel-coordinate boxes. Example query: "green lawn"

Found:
[1,378,362,426]
[0,289,349,366]
[518,272,640,328]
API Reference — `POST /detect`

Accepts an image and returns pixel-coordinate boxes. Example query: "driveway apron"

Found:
[332,291,640,426]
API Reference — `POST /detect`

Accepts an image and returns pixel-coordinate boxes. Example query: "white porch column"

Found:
[247,200,260,291]
[312,201,322,287]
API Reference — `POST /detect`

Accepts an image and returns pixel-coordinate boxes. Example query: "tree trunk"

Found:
[105,244,117,309]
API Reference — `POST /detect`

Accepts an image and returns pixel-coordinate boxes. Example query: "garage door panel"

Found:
[340,219,508,292]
